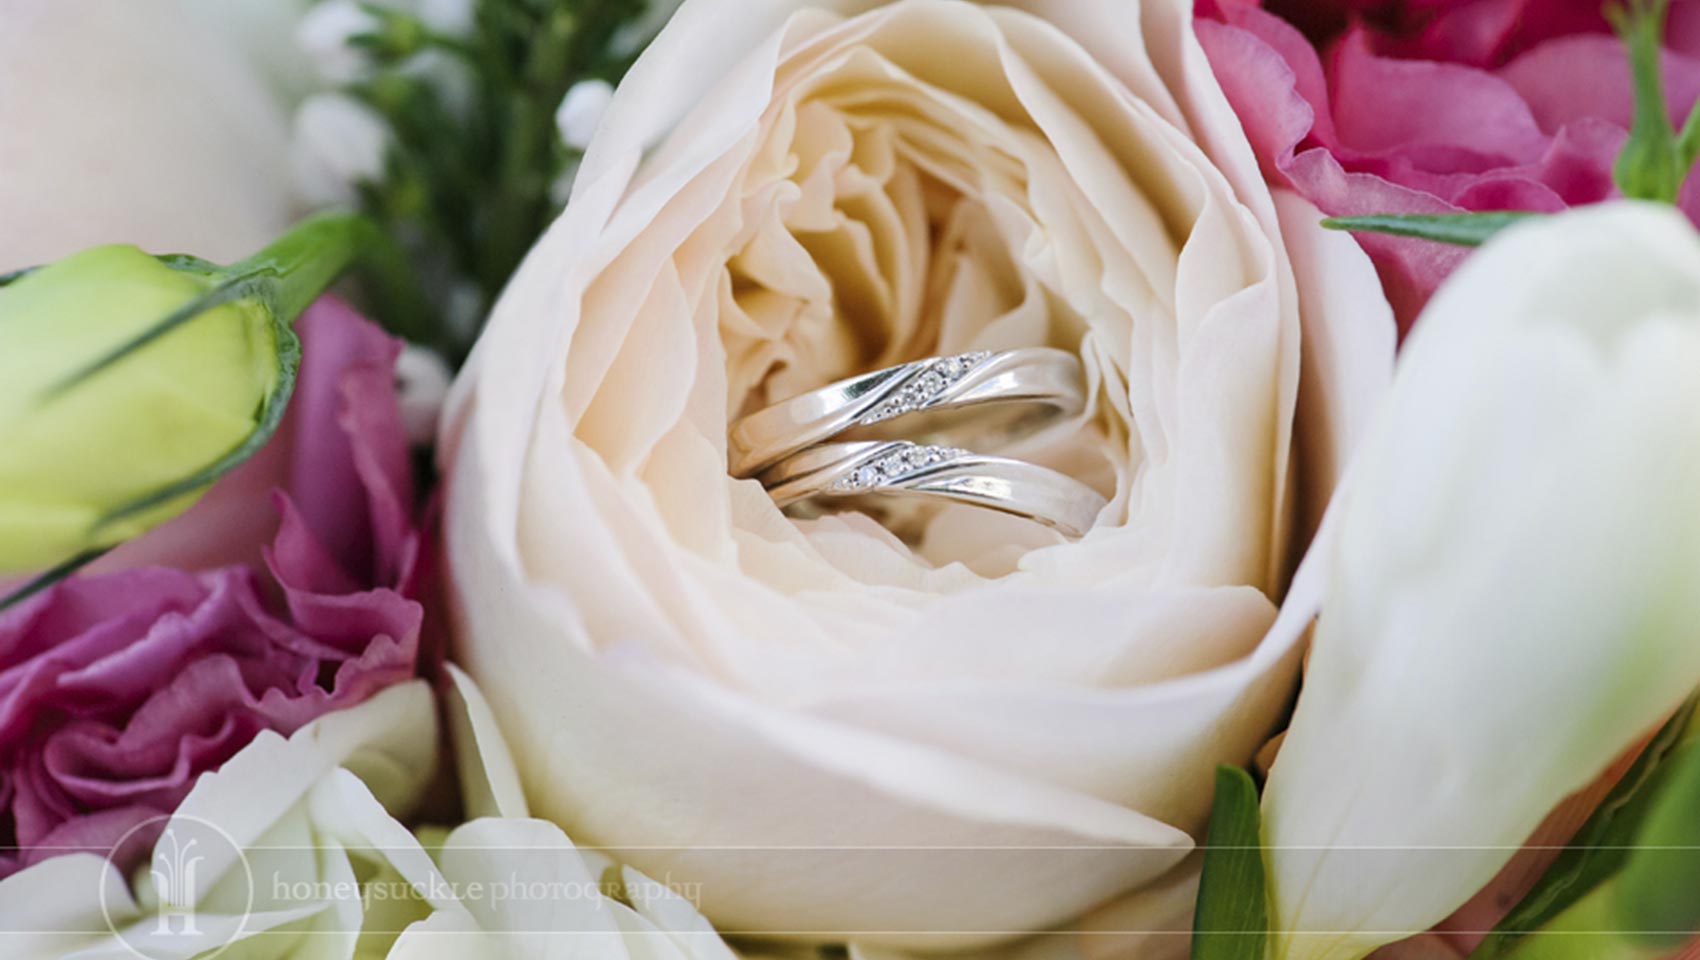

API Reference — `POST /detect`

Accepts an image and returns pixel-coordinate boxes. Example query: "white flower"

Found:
[291,93,393,208]
[397,345,456,447]
[0,0,293,269]
[443,0,1395,946]
[296,0,383,85]
[1261,202,1700,960]
[0,670,747,960]
[0,680,438,960]
[414,0,474,37]
[554,79,615,151]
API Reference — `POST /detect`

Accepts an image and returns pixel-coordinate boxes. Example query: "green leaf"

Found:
[1497,888,1642,960]
[1193,766,1269,960]
[1472,699,1698,959]
[1611,739,1700,948]
[1675,82,1700,175]
[1610,0,1688,202]
[1321,212,1540,247]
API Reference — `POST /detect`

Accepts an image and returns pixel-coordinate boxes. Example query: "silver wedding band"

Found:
[760,441,1107,539]
[732,348,1103,538]
[728,348,1086,478]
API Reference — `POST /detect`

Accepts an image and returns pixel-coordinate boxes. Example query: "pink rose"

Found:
[1196,0,1700,326]
[0,298,423,877]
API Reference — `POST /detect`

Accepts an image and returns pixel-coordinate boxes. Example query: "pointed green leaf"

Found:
[1674,90,1700,176]
[1193,766,1269,960]
[1321,212,1540,247]
[1611,740,1700,948]
[1473,699,1698,959]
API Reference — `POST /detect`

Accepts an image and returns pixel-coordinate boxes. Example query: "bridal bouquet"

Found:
[3,0,1699,958]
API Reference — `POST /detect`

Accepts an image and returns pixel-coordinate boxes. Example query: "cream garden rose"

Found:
[444,0,1394,945]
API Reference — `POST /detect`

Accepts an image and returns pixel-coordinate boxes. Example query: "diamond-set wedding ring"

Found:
[731,349,1105,536]
[759,440,1107,539]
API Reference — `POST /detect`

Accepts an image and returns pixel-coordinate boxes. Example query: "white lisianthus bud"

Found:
[291,93,392,208]
[554,79,615,151]
[395,344,454,447]
[1261,201,1700,960]
[296,0,381,84]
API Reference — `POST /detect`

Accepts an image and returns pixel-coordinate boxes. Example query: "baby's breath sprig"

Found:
[295,0,661,361]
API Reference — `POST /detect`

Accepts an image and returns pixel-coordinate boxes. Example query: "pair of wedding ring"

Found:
[728,348,1105,538]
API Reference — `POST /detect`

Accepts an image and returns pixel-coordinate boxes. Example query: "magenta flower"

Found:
[0,299,422,877]
[1197,0,1700,326]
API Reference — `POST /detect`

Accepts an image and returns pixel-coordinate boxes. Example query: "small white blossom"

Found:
[296,0,381,84]
[396,344,454,446]
[291,93,392,208]
[554,79,615,151]
[416,0,475,36]
[443,280,487,344]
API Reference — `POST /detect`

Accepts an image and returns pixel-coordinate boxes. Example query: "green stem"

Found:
[1611,0,1687,202]
[233,210,443,350]
[232,211,376,324]
[476,5,578,294]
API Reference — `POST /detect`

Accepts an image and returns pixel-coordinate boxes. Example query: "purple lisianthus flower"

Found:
[0,298,423,877]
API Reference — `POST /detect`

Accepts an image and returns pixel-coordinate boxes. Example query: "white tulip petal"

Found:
[1263,202,1700,960]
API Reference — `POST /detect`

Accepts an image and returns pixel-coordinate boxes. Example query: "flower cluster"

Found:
[288,0,664,358]
[0,300,422,879]
[1,1,1700,960]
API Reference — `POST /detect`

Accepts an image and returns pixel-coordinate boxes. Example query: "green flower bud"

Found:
[0,246,282,574]
[0,212,428,595]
